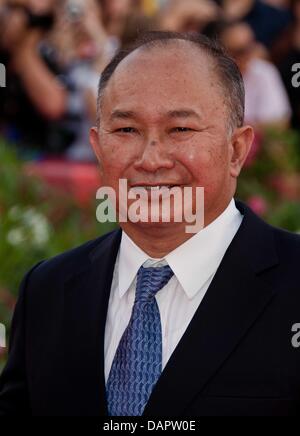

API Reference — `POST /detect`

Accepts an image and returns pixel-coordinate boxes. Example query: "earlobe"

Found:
[230,125,254,178]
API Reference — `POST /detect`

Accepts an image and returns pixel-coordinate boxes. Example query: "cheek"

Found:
[99,137,137,184]
[177,139,229,186]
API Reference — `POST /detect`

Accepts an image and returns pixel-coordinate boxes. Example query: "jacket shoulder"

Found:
[268,225,300,289]
[25,229,120,286]
[272,226,300,258]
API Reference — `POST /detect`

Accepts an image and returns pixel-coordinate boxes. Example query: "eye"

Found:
[115,127,137,134]
[171,127,194,133]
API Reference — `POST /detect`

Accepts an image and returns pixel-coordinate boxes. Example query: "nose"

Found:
[133,138,175,173]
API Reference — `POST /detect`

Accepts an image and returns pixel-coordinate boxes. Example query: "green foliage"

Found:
[237,127,300,233]
[0,139,116,369]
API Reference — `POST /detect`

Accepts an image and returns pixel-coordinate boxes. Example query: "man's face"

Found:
[91,42,249,229]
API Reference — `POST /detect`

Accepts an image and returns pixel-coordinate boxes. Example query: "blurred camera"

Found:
[27,11,55,30]
[0,2,55,31]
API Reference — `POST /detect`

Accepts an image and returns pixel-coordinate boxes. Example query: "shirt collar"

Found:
[118,199,243,299]
[118,232,164,298]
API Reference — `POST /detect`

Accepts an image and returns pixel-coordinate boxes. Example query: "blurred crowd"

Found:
[0,0,299,161]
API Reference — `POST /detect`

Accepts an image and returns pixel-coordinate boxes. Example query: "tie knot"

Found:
[135,265,174,302]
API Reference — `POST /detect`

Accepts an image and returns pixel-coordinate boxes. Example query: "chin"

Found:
[126,220,188,232]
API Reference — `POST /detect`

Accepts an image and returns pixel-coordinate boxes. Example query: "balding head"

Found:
[97,32,245,133]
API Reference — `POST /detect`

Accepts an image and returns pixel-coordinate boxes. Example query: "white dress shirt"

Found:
[104,199,243,382]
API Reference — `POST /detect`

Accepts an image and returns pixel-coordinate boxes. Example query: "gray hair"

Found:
[97,31,245,133]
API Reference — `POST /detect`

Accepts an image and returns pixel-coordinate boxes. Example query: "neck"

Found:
[121,223,195,258]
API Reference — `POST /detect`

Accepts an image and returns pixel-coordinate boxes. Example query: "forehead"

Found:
[101,42,226,119]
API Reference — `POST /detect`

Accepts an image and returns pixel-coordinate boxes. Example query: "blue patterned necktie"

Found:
[106,264,174,416]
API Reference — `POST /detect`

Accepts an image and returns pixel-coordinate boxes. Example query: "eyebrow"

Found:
[166,109,201,120]
[109,108,201,122]
[110,110,136,121]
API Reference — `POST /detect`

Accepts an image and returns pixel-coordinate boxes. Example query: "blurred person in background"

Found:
[220,21,292,128]
[100,0,157,50]
[217,0,292,49]
[55,0,113,161]
[264,0,291,7]
[158,0,220,34]
[98,0,141,50]
[0,0,68,153]
[0,0,110,159]
[120,12,157,48]
[278,0,300,130]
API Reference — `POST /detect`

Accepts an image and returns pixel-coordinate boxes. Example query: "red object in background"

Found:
[25,159,101,207]
[268,173,300,201]
[247,195,268,216]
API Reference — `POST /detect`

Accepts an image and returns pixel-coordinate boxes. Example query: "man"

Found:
[219,21,291,128]
[219,0,291,48]
[0,32,300,417]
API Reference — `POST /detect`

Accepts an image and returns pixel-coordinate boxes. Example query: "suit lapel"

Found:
[143,202,279,416]
[61,230,122,416]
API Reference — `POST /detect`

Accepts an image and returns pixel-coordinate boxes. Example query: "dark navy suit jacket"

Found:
[0,201,300,416]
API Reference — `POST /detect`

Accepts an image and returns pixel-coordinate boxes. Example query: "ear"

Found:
[229,125,254,178]
[90,127,103,173]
